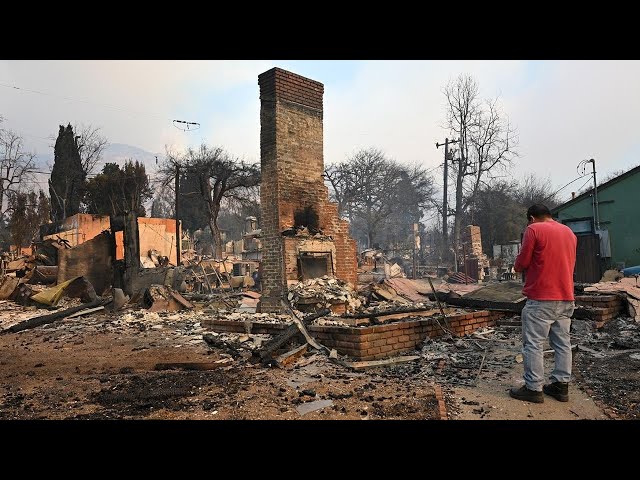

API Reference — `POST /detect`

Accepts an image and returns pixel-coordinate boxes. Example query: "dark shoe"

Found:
[509,385,544,403]
[543,381,569,402]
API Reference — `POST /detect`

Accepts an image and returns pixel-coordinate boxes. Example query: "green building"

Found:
[551,164,640,281]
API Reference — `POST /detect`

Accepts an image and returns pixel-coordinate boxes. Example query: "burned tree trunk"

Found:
[208,215,223,259]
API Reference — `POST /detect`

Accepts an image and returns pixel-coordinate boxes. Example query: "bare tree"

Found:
[334,148,402,247]
[74,124,109,176]
[517,173,559,209]
[160,144,260,258]
[443,74,518,268]
[325,148,434,249]
[47,123,108,176]
[0,121,37,219]
[325,162,357,217]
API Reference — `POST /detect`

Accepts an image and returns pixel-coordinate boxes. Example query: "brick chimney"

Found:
[257,68,357,312]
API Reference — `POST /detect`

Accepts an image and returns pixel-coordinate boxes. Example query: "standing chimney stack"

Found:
[257,68,357,313]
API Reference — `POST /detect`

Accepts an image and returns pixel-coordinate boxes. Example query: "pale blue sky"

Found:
[2,60,639,205]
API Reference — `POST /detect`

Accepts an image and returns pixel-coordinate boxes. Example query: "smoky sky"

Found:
[2,60,640,205]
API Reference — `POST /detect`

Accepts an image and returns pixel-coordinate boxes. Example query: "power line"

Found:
[542,173,591,202]
[1,81,201,132]
[15,131,52,143]
[2,81,199,162]
[574,176,594,195]
[0,81,170,121]
[436,137,458,266]
[423,163,443,175]
[172,120,200,131]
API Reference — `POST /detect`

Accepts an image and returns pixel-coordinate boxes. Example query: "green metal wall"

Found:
[553,170,640,268]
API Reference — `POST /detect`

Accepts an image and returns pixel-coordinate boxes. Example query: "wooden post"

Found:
[463,242,468,284]
[175,164,181,267]
[123,211,140,296]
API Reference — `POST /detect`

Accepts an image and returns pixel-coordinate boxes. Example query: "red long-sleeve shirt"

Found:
[514,220,577,301]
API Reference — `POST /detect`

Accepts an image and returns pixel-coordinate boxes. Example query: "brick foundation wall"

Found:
[204,310,506,360]
[258,67,357,312]
[575,294,624,325]
[312,310,504,360]
[575,294,624,309]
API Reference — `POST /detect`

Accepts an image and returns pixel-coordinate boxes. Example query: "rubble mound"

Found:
[288,276,361,313]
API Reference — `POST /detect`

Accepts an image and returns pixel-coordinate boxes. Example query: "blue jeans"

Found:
[521,299,574,391]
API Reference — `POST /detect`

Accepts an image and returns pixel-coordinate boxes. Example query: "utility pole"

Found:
[578,158,600,232]
[412,240,416,280]
[169,118,199,267]
[412,222,419,279]
[589,158,600,230]
[436,138,459,263]
[175,163,181,267]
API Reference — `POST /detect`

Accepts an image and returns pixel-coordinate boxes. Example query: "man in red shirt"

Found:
[509,204,577,403]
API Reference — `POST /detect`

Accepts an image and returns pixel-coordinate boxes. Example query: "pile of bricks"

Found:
[204,310,506,360]
[574,294,625,327]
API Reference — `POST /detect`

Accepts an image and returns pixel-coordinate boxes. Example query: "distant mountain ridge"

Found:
[101,143,161,170]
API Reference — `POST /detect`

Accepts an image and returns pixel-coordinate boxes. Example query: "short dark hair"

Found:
[527,204,551,219]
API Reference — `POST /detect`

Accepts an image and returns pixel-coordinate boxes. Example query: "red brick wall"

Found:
[204,310,506,360]
[258,68,323,111]
[258,68,357,312]
[312,311,504,360]
[575,295,623,309]
[575,294,624,325]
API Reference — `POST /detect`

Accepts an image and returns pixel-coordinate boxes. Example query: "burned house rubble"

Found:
[2,264,639,419]
[2,67,640,420]
[0,211,191,329]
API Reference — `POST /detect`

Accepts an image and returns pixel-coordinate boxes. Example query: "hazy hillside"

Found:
[33,143,162,177]
[100,143,162,175]
[28,143,163,203]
